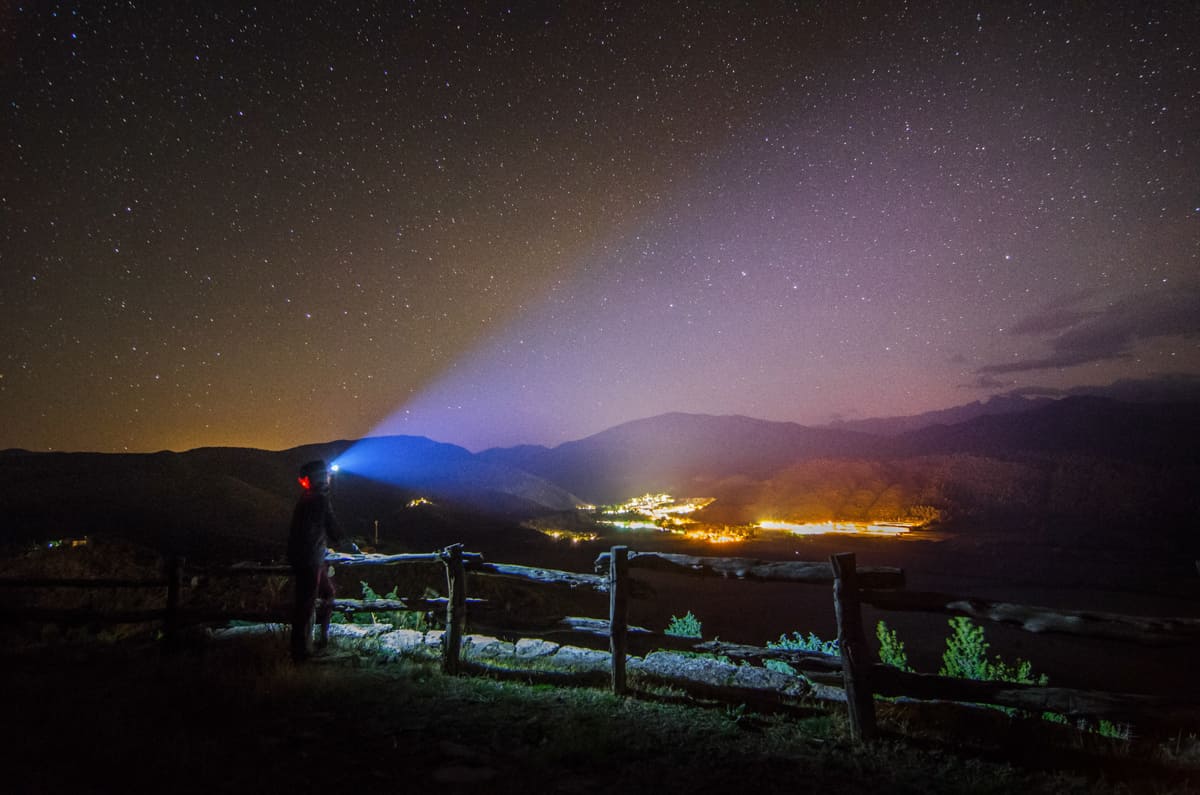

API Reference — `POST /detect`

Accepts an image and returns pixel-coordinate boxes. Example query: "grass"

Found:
[3,632,1192,794]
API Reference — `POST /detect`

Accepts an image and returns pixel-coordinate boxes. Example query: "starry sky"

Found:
[3,1,1198,453]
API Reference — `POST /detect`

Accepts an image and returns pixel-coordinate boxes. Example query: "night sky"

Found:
[3,2,1198,453]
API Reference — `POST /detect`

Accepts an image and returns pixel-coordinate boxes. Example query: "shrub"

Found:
[665,610,703,638]
[767,631,839,656]
[333,581,426,630]
[761,631,838,676]
[764,660,797,675]
[939,616,1047,685]
[875,620,912,672]
[1098,719,1132,741]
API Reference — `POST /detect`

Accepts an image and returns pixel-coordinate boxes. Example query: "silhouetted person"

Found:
[288,459,357,661]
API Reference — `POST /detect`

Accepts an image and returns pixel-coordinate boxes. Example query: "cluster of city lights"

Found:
[536,528,601,544]
[757,520,916,536]
[590,494,923,543]
[595,493,756,541]
[682,527,755,544]
[600,493,715,527]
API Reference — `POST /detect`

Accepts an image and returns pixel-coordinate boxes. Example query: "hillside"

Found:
[895,396,1200,465]
[827,394,1055,436]
[483,399,1200,550]
[0,437,579,560]
[4,397,1198,560]
[478,412,881,504]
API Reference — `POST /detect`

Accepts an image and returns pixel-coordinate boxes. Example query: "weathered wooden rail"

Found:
[343,544,1200,737]
[640,551,1200,739]
[5,543,1199,743]
[829,551,1200,739]
[593,548,1200,739]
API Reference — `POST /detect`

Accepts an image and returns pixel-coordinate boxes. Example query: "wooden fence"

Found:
[599,549,1200,740]
[3,544,1199,741]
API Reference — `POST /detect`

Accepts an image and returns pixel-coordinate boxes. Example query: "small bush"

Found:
[665,610,703,638]
[761,631,837,676]
[939,616,1046,685]
[875,620,912,672]
[767,631,838,656]
[764,659,798,675]
[332,581,427,630]
[1098,719,1132,741]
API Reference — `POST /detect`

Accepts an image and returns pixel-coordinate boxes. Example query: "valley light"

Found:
[758,520,914,537]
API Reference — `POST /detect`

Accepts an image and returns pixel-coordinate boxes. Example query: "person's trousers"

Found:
[291,564,335,660]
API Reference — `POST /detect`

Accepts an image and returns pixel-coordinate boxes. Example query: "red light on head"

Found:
[298,476,311,491]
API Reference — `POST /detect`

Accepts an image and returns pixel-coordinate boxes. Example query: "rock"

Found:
[640,651,739,688]
[515,638,561,658]
[209,622,286,639]
[328,623,392,639]
[550,645,610,672]
[462,634,515,659]
[730,664,811,697]
[639,651,814,698]
[377,629,427,653]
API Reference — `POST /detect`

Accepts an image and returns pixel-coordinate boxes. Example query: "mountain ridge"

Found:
[3,395,1197,559]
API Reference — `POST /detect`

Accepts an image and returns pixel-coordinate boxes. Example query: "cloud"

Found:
[977,286,1200,376]
[982,374,1200,403]
[1006,288,1103,335]
[965,374,1010,390]
[1001,385,1066,398]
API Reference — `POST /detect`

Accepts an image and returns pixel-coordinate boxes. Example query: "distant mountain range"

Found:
[825,394,1057,436]
[479,396,1200,504]
[2,392,1198,559]
[0,436,578,561]
[477,412,880,505]
[825,375,1200,436]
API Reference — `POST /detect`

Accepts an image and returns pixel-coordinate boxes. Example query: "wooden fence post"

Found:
[164,556,184,651]
[609,545,629,695]
[831,552,876,741]
[442,544,466,674]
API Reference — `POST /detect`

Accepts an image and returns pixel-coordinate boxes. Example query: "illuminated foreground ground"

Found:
[2,633,1192,794]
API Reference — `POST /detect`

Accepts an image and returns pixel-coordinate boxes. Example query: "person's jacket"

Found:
[287,489,342,568]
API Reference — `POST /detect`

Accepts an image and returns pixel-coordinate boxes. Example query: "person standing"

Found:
[287,459,357,661]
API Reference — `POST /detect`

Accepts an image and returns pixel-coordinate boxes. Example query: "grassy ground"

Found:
[4,633,1196,794]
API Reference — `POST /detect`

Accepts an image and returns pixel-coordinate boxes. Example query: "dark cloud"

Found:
[1007,289,1103,335]
[982,375,1200,403]
[1002,385,1067,398]
[965,374,1011,390]
[978,287,1200,376]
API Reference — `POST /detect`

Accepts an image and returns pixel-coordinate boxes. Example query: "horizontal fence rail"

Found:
[6,543,1199,741]
[868,666,1200,726]
[860,588,1200,646]
[594,550,905,589]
